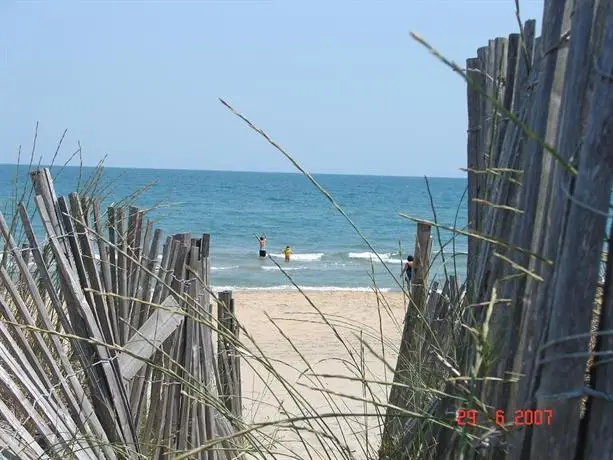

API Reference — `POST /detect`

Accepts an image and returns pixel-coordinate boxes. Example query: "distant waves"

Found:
[267,252,324,261]
[210,250,467,272]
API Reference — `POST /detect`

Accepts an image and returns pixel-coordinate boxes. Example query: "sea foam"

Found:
[268,252,324,261]
[348,252,402,264]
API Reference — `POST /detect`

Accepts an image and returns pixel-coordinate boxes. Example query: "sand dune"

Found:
[233,290,406,459]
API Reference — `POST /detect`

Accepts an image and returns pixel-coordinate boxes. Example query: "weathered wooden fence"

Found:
[0,168,243,459]
[465,2,613,458]
[380,2,613,458]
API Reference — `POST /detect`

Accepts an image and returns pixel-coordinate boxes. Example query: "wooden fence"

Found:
[0,168,242,459]
[380,2,613,458]
[466,3,613,458]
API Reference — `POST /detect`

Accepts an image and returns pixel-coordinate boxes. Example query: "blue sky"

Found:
[0,0,543,177]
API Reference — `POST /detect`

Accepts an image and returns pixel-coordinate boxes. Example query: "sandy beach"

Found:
[233,289,406,459]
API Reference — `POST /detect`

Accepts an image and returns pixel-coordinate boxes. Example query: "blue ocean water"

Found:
[0,164,467,291]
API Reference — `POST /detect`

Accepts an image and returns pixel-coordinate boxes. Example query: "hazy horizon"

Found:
[0,162,468,180]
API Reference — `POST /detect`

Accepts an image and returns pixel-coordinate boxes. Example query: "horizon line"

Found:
[0,163,467,180]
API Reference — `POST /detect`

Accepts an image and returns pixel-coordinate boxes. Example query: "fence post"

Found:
[379,222,432,458]
[217,290,242,419]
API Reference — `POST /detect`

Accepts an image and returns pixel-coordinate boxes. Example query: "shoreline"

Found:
[212,285,403,293]
[211,285,449,294]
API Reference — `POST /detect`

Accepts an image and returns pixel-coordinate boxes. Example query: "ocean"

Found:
[0,164,468,291]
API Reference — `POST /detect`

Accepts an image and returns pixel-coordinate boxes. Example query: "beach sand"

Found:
[233,290,406,459]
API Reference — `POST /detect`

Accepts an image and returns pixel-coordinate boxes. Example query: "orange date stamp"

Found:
[455,408,553,427]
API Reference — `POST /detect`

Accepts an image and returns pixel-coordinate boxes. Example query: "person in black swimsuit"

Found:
[401,255,414,285]
[259,234,267,257]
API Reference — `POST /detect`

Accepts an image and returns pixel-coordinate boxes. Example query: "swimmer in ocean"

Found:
[283,245,292,262]
[259,234,267,257]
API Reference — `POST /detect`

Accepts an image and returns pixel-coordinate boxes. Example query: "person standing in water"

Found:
[401,255,414,285]
[283,245,292,262]
[259,234,267,257]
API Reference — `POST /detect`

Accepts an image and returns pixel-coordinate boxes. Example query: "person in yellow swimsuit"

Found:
[283,245,292,262]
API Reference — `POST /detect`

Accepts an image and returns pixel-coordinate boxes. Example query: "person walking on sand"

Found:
[401,255,414,285]
[283,245,292,262]
[259,234,267,257]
